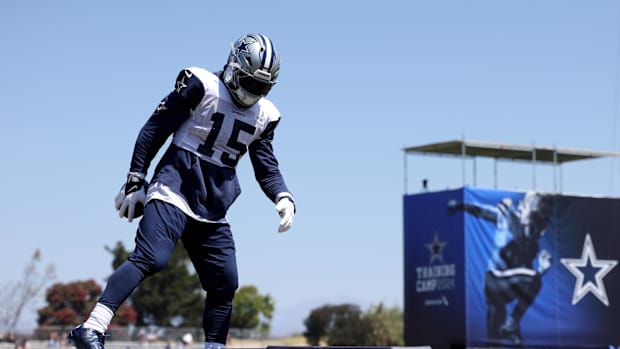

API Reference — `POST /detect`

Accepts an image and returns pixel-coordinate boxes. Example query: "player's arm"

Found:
[248,119,295,232]
[447,200,498,223]
[536,249,552,275]
[116,69,204,222]
[470,204,498,223]
[129,69,204,174]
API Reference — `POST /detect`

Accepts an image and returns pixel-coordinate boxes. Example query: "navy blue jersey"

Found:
[129,67,291,222]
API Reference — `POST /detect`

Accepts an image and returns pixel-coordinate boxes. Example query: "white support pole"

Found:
[553,147,558,192]
[461,137,466,186]
[404,150,408,195]
[494,158,498,189]
[473,157,477,187]
[560,164,564,193]
[532,144,537,190]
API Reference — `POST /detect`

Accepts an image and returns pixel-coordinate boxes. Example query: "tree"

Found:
[230,285,274,338]
[37,280,136,327]
[303,305,332,345]
[0,250,56,335]
[303,303,372,346]
[106,241,205,327]
[365,303,404,346]
[325,304,372,346]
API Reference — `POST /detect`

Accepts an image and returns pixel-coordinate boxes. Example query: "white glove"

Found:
[537,249,552,274]
[275,196,295,233]
[114,172,147,223]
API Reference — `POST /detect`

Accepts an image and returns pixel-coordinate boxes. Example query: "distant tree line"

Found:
[1,244,403,345]
[303,303,403,346]
[35,241,273,338]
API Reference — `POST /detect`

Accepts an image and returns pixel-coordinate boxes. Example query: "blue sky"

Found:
[2,0,620,337]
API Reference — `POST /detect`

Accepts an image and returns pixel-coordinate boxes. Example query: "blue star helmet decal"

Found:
[235,39,252,55]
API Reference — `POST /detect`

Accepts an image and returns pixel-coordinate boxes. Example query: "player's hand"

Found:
[114,172,147,223]
[537,249,552,274]
[447,200,458,216]
[275,196,295,233]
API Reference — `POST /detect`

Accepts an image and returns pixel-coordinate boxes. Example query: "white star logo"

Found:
[175,79,187,93]
[425,231,447,264]
[155,100,167,113]
[560,233,617,306]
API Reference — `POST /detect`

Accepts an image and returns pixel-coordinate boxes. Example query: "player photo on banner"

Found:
[404,187,620,349]
[459,188,555,347]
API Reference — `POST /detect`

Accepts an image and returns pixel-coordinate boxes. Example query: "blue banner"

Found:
[403,189,466,347]
[404,187,620,349]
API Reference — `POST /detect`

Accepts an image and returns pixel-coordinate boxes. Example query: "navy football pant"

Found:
[98,200,238,344]
[484,271,541,340]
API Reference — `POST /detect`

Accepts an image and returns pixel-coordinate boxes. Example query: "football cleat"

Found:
[500,316,523,345]
[67,324,105,349]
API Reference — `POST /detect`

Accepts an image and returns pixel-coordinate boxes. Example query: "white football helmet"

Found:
[223,33,280,107]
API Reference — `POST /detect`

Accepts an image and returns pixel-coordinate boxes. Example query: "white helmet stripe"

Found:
[258,34,274,70]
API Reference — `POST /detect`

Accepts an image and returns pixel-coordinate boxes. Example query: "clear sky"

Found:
[2,0,620,337]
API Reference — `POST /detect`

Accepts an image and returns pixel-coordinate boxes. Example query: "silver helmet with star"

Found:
[223,33,280,107]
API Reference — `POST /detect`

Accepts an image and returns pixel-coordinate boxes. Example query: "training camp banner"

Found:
[404,187,620,349]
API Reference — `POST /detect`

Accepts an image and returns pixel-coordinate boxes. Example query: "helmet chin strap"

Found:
[235,87,260,107]
[223,64,237,88]
[223,63,260,107]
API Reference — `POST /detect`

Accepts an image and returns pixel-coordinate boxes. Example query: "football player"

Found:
[447,192,552,346]
[67,33,295,349]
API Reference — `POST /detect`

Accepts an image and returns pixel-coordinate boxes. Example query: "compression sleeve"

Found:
[129,69,205,175]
